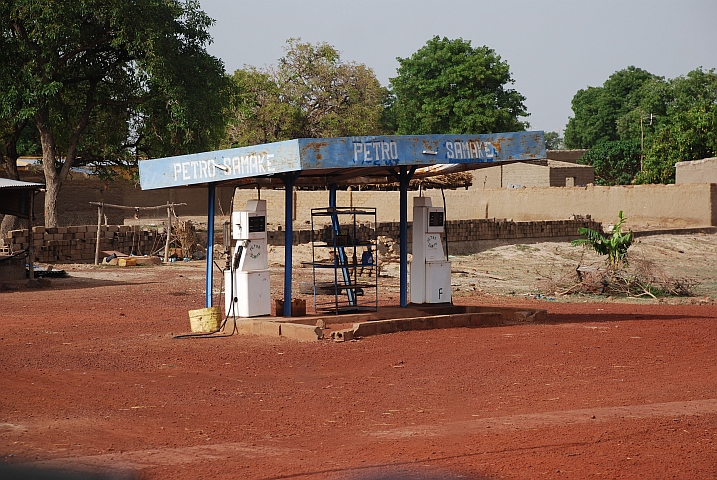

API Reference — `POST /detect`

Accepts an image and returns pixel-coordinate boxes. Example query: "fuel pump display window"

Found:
[248,215,266,233]
[428,211,444,228]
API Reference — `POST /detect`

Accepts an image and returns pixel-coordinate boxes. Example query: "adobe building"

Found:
[470,150,592,189]
[675,157,717,184]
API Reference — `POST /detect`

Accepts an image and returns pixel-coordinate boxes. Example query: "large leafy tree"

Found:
[565,66,717,184]
[544,131,564,150]
[564,66,662,149]
[578,139,641,185]
[0,0,229,227]
[225,67,301,147]
[225,39,386,147]
[388,36,528,135]
[0,120,40,239]
[637,68,717,184]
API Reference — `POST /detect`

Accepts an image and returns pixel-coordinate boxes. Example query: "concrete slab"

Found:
[0,255,25,281]
[352,312,503,338]
[221,319,255,336]
[252,321,281,337]
[217,305,546,342]
[279,323,323,342]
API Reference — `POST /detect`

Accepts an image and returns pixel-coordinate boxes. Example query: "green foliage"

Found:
[225,38,386,147]
[578,140,641,185]
[0,0,229,225]
[389,36,528,135]
[544,131,563,150]
[571,211,633,270]
[1,119,39,179]
[636,68,717,184]
[225,68,299,147]
[566,66,717,184]
[614,78,670,143]
[565,66,660,149]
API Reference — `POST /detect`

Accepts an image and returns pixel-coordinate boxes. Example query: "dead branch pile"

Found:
[411,172,474,190]
[173,219,197,258]
[538,255,698,298]
[364,171,474,191]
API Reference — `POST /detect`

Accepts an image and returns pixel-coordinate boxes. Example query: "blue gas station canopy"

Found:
[137,131,546,313]
[138,132,545,190]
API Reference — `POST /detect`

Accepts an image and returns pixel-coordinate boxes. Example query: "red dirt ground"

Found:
[1,262,717,479]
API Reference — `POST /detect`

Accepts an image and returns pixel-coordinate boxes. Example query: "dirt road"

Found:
[1,235,717,479]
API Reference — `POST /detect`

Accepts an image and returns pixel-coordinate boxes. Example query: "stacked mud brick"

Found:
[266,229,313,246]
[443,218,602,242]
[370,217,601,244]
[4,225,160,263]
[268,218,602,246]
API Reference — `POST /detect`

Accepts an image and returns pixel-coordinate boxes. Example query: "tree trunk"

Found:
[35,108,75,228]
[0,215,20,245]
[36,123,61,228]
[34,102,91,228]
[1,128,23,241]
[43,175,61,228]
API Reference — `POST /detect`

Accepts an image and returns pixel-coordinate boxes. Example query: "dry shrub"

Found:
[628,256,698,297]
[535,265,581,295]
[174,219,197,258]
[537,253,698,298]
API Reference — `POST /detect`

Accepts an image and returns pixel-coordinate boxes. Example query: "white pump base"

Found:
[224,269,271,318]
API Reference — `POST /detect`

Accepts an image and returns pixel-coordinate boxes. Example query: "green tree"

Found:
[224,68,299,148]
[225,39,386,147]
[544,131,564,150]
[564,66,717,184]
[564,66,662,148]
[0,120,41,239]
[614,78,670,146]
[389,36,528,135]
[637,68,717,184]
[578,140,641,185]
[0,0,229,227]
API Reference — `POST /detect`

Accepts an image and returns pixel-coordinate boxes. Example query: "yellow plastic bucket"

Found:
[188,306,222,333]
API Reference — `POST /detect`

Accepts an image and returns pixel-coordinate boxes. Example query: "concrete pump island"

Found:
[138,132,549,341]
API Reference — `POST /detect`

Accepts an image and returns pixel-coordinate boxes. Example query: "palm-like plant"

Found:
[571,211,633,270]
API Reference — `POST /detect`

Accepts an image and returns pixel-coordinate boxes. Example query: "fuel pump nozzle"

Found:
[232,239,249,270]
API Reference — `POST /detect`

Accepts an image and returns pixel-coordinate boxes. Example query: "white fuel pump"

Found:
[409,196,451,304]
[224,199,271,317]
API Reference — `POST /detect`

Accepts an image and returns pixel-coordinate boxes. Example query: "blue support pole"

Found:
[399,167,409,307]
[205,183,216,308]
[391,165,415,308]
[328,184,356,306]
[282,173,299,317]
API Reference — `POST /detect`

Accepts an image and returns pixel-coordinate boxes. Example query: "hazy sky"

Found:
[199,0,716,134]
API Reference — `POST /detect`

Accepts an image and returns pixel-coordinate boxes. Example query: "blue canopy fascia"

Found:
[138,132,545,190]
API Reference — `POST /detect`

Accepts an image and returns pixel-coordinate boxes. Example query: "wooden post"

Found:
[28,191,35,281]
[94,203,103,265]
[87,201,185,263]
[164,202,172,263]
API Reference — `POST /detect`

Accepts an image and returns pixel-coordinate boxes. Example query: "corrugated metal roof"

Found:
[0,178,45,189]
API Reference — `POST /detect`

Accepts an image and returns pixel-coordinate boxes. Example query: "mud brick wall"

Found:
[268,217,602,247]
[229,182,717,230]
[4,225,160,263]
[372,217,602,244]
[676,157,717,185]
[14,170,717,230]
[3,217,601,262]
